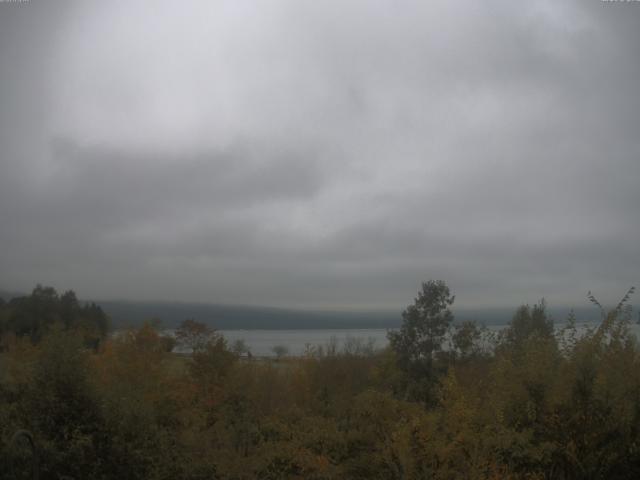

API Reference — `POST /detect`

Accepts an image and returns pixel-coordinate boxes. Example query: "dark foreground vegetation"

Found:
[0,282,639,479]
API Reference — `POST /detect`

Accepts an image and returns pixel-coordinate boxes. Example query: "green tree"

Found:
[451,320,483,360]
[504,300,553,348]
[7,285,60,341]
[4,286,108,345]
[387,280,455,403]
[388,280,454,367]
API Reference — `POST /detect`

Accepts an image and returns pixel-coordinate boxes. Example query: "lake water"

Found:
[217,321,640,357]
[219,329,390,357]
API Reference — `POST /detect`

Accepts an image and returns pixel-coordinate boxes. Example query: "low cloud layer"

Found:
[1,0,638,309]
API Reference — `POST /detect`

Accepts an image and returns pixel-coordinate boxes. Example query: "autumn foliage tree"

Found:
[175,318,216,353]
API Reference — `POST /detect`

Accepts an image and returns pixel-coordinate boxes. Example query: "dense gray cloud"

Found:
[1,0,638,309]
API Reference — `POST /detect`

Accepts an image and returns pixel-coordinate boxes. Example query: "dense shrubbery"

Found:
[1,283,639,479]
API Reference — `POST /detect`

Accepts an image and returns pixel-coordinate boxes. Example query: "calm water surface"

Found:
[218,322,640,357]
[148,320,640,357]
[219,329,389,357]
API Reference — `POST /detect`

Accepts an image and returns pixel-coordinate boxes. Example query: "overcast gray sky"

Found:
[1,0,638,310]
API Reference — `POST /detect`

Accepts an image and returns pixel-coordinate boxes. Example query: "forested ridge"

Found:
[1,282,639,479]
